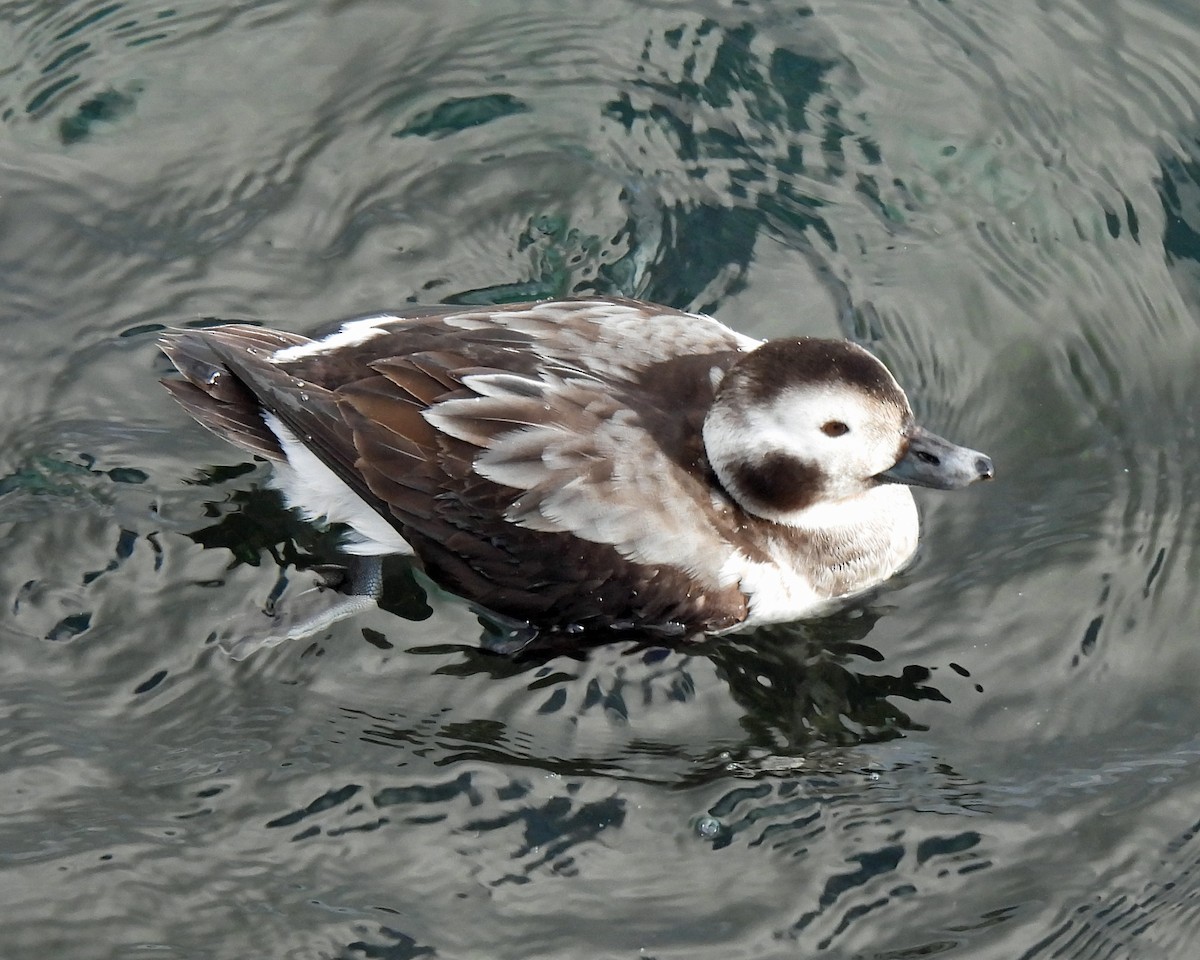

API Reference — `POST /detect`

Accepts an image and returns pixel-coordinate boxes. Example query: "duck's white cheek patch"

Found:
[263,413,413,556]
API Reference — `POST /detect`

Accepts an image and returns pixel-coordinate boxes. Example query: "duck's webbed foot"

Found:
[213,555,383,660]
[475,608,541,656]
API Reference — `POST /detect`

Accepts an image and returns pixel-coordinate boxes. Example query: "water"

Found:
[2,0,1199,956]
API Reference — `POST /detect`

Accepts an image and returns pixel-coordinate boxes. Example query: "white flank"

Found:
[269,314,402,362]
[262,413,413,556]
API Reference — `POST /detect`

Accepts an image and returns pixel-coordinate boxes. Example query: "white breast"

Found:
[723,484,920,628]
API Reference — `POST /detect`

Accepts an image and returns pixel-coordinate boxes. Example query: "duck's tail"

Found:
[159,325,308,461]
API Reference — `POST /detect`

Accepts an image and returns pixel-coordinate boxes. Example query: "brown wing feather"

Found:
[336,348,750,629]
[159,377,284,461]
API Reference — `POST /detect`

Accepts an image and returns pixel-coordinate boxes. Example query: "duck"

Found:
[160,296,993,654]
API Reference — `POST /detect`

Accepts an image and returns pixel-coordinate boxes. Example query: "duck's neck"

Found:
[773,484,920,597]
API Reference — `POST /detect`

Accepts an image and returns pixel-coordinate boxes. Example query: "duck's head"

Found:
[703,338,993,525]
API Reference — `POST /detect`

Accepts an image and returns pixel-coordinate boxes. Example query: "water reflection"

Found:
[382,621,952,767]
[706,620,951,749]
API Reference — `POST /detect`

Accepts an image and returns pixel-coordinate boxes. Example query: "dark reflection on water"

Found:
[703,620,951,751]
[3,0,1200,956]
[358,617,951,766]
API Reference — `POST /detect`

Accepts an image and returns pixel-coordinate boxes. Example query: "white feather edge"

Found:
[268,314,403,362]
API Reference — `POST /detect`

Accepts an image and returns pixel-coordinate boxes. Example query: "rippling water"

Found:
[3,0,1200,956]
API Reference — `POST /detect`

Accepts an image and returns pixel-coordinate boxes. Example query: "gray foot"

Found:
[213,555,383,660]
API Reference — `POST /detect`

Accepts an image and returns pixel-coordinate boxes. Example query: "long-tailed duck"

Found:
[161,297,992,654]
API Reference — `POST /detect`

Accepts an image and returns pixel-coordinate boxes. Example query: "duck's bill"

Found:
[878,425,994,490]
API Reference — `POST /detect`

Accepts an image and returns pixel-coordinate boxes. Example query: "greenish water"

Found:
[2,0,1200,956]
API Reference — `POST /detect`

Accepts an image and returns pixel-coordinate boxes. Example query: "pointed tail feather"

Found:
[159,327,309,461]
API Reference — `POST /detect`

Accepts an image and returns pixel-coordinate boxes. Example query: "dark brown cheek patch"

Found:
[730,452,822,513]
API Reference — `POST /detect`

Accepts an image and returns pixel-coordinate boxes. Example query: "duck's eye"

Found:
[821,420,850,437]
